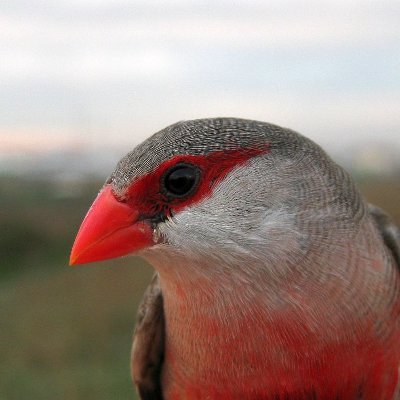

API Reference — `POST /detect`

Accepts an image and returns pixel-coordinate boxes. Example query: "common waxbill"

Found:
[70,118,400,400]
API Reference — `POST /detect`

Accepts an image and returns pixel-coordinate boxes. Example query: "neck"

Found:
[142,234,400,400]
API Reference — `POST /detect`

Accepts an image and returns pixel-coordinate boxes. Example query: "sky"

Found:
[1,0,400,172]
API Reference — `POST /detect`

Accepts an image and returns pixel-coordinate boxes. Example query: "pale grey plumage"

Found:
[114,118,400,399]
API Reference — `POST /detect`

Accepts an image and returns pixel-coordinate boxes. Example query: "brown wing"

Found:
[369,204,400,270]
[131,273,165,400]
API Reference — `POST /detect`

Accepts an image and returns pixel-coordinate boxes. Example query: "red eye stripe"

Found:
[124,146,269,218]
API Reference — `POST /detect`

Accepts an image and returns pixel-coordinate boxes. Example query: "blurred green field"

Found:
[0,176,152,400]
[0,174,399,400]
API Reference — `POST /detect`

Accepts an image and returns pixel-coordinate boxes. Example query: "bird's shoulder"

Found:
[369,204,400,270]
[131,273,165,400]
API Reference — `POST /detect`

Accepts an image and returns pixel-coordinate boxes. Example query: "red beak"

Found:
[69,185,153,265]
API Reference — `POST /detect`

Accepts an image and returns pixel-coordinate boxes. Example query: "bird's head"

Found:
[70,118,360,277]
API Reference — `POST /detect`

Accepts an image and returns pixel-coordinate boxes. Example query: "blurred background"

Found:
[1,1,399,399]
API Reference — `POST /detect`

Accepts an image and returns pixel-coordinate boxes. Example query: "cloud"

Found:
[1,1,399,84]
[0,0,399,159]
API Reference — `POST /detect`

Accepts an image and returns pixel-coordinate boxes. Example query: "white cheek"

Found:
[146,158,310,274]
[157,184,304,266]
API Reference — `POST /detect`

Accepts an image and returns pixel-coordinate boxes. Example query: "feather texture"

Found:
[110,119,400,399]
[131,274,164,400]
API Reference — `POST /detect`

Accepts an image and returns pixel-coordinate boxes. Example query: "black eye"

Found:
[163,164,200,197]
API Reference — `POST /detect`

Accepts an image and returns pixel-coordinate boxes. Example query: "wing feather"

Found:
[131,273,165,400]
[369,204,400,270]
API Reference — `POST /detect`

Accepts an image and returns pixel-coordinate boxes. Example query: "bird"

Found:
[70,118,400,400]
